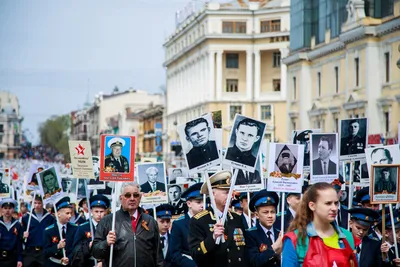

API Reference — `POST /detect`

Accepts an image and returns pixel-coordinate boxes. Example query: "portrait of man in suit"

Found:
[140,166,166,193]
[312,135,337,175]
[183,117,219,170]
[225,117,265,168]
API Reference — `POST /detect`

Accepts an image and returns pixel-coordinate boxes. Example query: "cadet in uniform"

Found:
[155,204,175,267]
[72,194,110,267]
[104,137,130,173]
[340,119,365,156]
[188,171,248,267]
[245,190,282,267]
[238,192,256,229]
[380,210,400,266]
[22,194,55,267]
[169,182,204,267]
[0,198,23,267]
[43,196,78,266]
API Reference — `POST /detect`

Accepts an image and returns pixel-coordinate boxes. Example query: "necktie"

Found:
[266,231,272,243]
[62,226,66,239]
[131,216,137,233]
[356,245,361,254]
[160,236,165,249]
[152,183,156,192]
[324,162,327,175]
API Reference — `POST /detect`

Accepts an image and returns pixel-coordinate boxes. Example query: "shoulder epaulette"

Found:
[246,226,257,232]
[69,222,78,227]
[45,224,54,231]
[368,234,379,241]
[194,210,209,220]
[80,221,89,226]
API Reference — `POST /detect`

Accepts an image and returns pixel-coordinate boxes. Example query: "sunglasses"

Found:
[124,192,140,199]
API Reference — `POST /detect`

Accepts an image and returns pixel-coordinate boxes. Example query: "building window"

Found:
[261,105,272,120]
[355,58,359,87]
[385,52,390,83]
[230,105,242,120]
[260,19,281,32]
[317,72,321,97]
[384,111,390,133]
[273,52,281,68]
[226,53,239,68]
[226,79,238,92]
[335,67,339,93]
[222,21,247,33]
[293,77,297,100]
[273,79,281,91]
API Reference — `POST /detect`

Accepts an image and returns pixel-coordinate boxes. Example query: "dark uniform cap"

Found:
[282,152,290,158]
[0,198,17,208]
[155,204,175,219]
[238,192,254,201]
[294,130,313,142]
[249,190,279,212]
[349,208,379,227]
[231,199,242,210]
[385,210,400,229]
[355,187,371,204]
[78,197,87,208]
[181,183,203,201]
[55,196,72,211]
[89,195,110,209]
[200,170,231,195]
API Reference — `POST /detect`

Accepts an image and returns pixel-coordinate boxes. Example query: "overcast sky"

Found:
[0,0,214,144]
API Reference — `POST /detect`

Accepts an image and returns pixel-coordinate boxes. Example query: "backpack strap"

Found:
[340,227,355,250]
[283,230,309,264]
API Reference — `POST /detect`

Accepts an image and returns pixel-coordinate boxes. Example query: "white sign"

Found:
[68,141,94,179]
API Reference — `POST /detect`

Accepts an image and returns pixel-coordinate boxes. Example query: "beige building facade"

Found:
[164,0,290,154]
[284,0,400,142]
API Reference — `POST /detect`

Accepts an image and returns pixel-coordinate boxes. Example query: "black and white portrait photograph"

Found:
[292,129,321,170]
[167,184,187,215]
[365,145,400,178]
[137,162,168,205]
[267,143,304,193]
[177,113,220,173]
[0,168,11,198]
[168,167,188,184]
[234,152,264,192]
[339,118,368,160]
[310,133,339,184]
[371,165,400,204]
[224,114,266,173]
[76,179,87,200]
[37,166,63,204]
[88,156,106,190]
[61,176,77,202]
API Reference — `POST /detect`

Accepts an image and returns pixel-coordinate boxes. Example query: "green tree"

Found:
[39,114,71,162]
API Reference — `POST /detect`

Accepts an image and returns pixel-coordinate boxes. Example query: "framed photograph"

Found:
[177,113,220,174]
[100,135,136,182]
[76,179,88,201]
[310,133,339,184]
[339,118,368,161]
[365,145,400,178]
[37,167,63,205]
[61,176,78,202]
[267,143,305,193]
[0,168,11,198]
[292,129,321,171]
[224,114,267,173]
[88,156,106,190]
[137,162,168,205]
[234,151,264,192]
[370,164,400,204]
[97,181,115,197]
[23,164,45,202]
[168,168,189,184]
[167,184,187,215]
[68,140,94,179]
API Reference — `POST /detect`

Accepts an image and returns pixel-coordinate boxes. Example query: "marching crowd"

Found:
[1,166,400,267]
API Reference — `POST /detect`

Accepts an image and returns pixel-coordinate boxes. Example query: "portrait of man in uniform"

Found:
[181,116,219,170]
[293,129,318,167]
[104,137,129,173]
[61,177,75,193]
[311,134,338,176]
[374,168,397,194]
[168,184,186,215]
[0,171,10,194]
[340,118,367,157]
[275,145,297,174]
[38,167,62,199]
[225,115,266,170]
[88,156,105,189]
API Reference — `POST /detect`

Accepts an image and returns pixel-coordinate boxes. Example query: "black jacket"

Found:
[358,235,382,267]
[186,141,219,169]
[92,208,162,267]
[226,145,257,167]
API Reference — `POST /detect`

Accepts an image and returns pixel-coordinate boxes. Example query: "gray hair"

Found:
[120,182,140,195]
[145,166,158,175]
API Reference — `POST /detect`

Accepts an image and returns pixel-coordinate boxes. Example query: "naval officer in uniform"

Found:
[340,119,366,156]
[104,137,130,173]
[188,171,248,267]
[169,182,204,267]
[43,196,78,266]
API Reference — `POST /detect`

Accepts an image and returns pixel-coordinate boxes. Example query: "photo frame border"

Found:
[339,118,368,161]
[370,164,400,205]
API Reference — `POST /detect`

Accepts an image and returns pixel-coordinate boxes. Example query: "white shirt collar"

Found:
[92,218,98,227]
[57,222,67,231]
[289,207,296,218]
[188,211,193,218]
[260,223,275,240]
[132,209,138,220]
[320,158,329,164]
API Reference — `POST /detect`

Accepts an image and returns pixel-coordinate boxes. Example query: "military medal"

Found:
[259,243,268,252]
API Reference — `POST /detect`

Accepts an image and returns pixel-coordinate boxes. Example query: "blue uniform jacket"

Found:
[358,235,382,267]
[21,210,55,247]
[72,212,86,225]
[245,222,280,267]
[72,220,96,266]
[169,213,197,267]
[0,217,23,262]
[43,221,78,267]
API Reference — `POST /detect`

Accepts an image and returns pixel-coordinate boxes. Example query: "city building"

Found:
[284,0,400,142]
[0,91,23,159]
[163,0,291,155]
[70,102,91,141]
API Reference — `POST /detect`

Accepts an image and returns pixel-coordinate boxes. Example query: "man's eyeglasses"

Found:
[124,192,140,199]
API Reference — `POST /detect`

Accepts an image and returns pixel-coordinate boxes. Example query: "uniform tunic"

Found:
[0,217,23,267]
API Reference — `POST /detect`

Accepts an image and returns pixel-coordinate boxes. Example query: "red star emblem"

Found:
[75,144,85,155]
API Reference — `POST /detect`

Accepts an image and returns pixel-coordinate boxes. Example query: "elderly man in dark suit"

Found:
[184,118,219,169]
[141,166,166,193]
[312,136,337,175]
